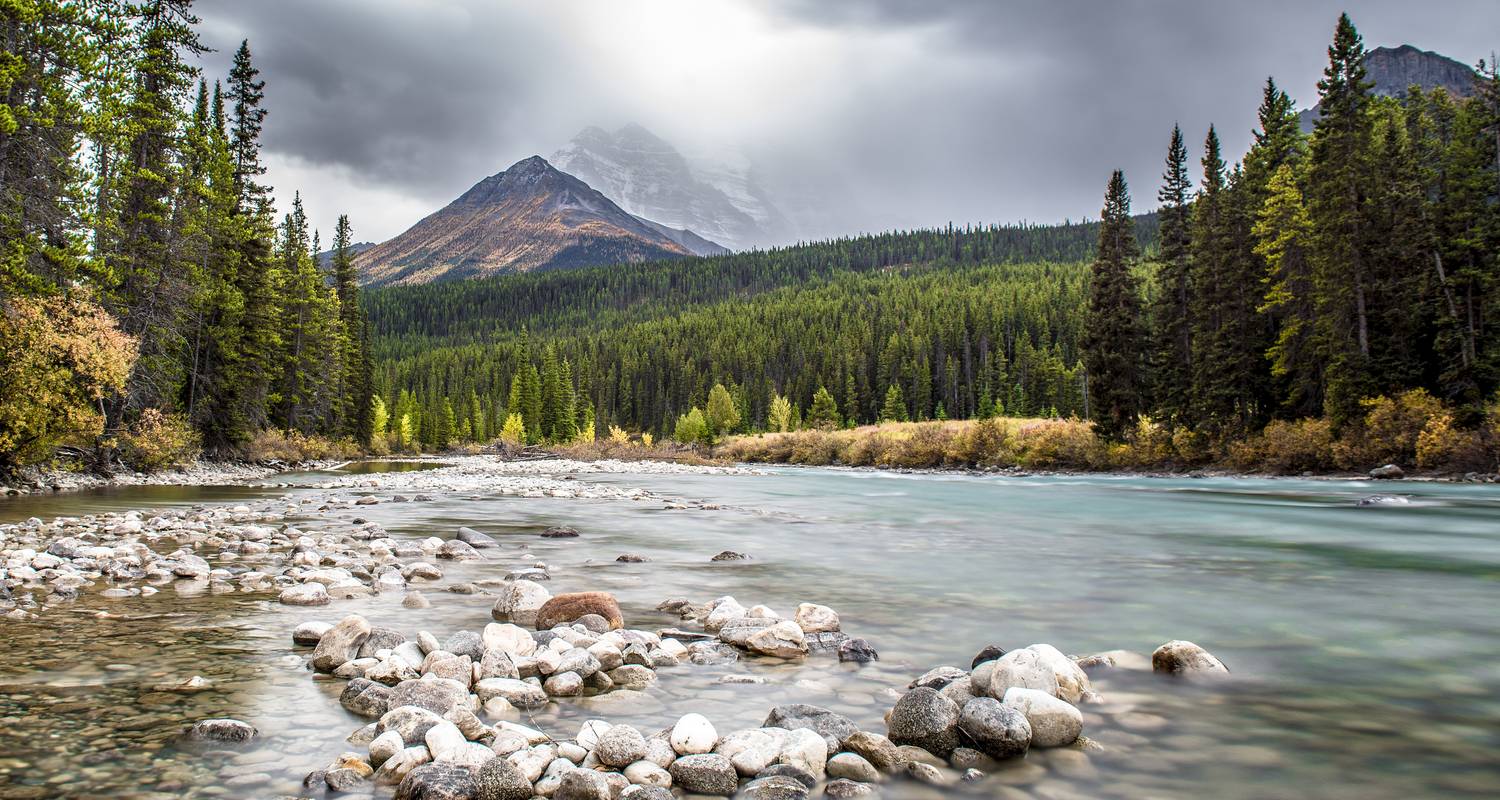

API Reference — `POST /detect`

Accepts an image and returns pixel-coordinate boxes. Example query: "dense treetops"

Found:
[1,0,370,474]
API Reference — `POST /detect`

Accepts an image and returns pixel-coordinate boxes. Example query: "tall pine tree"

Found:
[1082,170,1146,439]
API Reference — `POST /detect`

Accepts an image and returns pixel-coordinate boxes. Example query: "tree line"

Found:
[1083,13,1500,456]
[1,0,370,475]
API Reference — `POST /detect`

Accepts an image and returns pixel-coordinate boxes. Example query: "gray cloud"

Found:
[193,0,1499,243]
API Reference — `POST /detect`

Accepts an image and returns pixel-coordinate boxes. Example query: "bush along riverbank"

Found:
[715,390,1500,479]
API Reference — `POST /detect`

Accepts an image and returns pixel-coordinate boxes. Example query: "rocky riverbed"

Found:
[2,460,1497,800]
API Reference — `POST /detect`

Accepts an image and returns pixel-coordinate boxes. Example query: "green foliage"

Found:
[673,407,709,445]
[1082,170,1146,439]
[807,386,840,429]
[705,383,740,438]
[768,393,793,433]
[880,384,908,423]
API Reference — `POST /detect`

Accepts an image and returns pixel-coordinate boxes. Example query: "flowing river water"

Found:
[1,462,1497,800]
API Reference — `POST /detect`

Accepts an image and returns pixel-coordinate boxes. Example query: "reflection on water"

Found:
[1,467,1498,799]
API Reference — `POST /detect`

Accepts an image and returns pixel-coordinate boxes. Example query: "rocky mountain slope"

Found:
[551,124,795,252]
[354,157,715,286]
[1300,44,1477,130]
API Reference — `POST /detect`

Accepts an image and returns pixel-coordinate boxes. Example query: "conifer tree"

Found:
[880,384,907,423]
[807,386,840,429]
[226,39,267,211]
[1255,164,1322,416]
[1081,170,1145,439]
[1148,125,1194,423]
[1307,12,1375,425]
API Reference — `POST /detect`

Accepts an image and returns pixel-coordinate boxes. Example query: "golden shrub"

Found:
[1415,413,1490,473]
[118,409,200,472]
[1229,418,1335,474]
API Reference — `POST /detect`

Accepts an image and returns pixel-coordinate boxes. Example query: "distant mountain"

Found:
[315,241,376,267]
[353,156,714,286]
[551,124,795,251]
[1300,45,1477,131]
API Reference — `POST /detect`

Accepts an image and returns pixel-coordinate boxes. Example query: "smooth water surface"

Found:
[1,466,1497,799]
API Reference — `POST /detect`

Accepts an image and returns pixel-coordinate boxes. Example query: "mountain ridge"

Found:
[353,156,720,286]
[1299,44,1477,131]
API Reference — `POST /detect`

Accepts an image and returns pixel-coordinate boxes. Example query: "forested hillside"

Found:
[364,219,1160,448]
[1,1,370,475]
[367,14,1500,475]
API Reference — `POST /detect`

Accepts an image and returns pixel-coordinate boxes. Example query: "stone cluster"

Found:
[656,596,877,664]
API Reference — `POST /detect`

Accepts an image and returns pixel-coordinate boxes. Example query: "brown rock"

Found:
[534,592,624,631]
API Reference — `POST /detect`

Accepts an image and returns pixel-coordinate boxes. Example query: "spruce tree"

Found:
[880,384,907,423]
[1081,170,1145,439]
[807,386,840,429]
[1148,125,1194,424]
[226,39,268,211]
[1307,12,1375,425]
[1255,164,1322,416]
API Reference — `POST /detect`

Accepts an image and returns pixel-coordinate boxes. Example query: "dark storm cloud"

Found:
[189,0,1499,241]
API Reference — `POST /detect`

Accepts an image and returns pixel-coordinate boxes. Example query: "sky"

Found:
[193,0,1499,246]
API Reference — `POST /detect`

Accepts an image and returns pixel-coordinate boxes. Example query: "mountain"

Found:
[551,124,795,251]
[353,156,707,286]
[1299,45,1477,131]
[316,240,376,267]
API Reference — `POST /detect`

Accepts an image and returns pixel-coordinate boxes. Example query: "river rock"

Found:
[395,762,476,800]
[757,763,817,789]
[623,760,672,788]
[837,639,878,663]
[482,622,537,657]
[958,696,1031,759]
[716,728,783,776]
[985,648,1060,699]
[479,649,520,681]
[402,590,431,609]
[544,671,583,696]
[388,677,471,716]
[971,645,1006,668]
[793,603,840,633]
[710,550,747,561]
[763,705,858,753]
[281,582,331,606]
[535,592,624,631]
[188,718,257,743]
[1024,643,1092,703]
[703,597,748,633]
[456,527,498,548]
[738,775,809,800]
[670,753,739,796]
[375,744,432,785]
[826,753,879,783]
[909,666,967,691]
[745,620,809,658]
[1369,463,1404,479]
[671,712,719,755]
[293,620,333,644]
[342,678,395,718]
[440,630,483,662]
[905,761,953,787]
[492,580,551,624]
[476,677,549,710]
[887,687,961,757]
[358,626,408,659]
[313,614,373,672]
[776,728,829,781]
[621,787,673,800]
[595,724,648,767]
[423,720,467,763]
[842,731,902,774]
[438,539,482,561]
[476,755,532,800]
[1000,687,1081,747]
[370,730,404,767]
[1151,640,1229,675]
[379,705,446,747]
[822,778,876,798]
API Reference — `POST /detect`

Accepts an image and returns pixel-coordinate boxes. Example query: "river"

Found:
[1,463,1496,799]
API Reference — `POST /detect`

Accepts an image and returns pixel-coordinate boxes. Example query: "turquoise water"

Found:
[0,466,1496,798]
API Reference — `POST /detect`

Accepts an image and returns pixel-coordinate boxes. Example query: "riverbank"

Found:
[0,459,313,498]
[714,418,1500,482]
